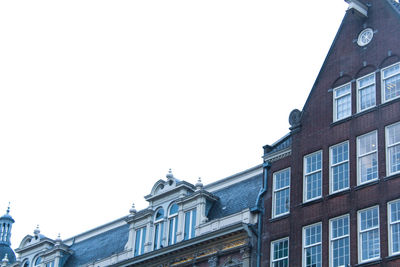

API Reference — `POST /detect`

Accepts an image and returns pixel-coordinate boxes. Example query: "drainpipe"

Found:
[254,161,271,267]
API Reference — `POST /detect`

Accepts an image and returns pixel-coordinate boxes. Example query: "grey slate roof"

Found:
[207,173,262,220]
[0,244,16,264]
[64,224,129,267]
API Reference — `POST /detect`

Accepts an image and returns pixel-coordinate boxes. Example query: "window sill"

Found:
[301,197,323,207]
[355,258,381,266]
[355,179,379,191]
[330,97,400,127]
[327,188,351,199]
[386,253,400,261]
[269,213,290,223]
[384,172,400,181]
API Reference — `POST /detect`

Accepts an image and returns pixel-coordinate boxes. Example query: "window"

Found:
[184,208,196,240]
[168,203,178,246]
[358,206,380,263]
[333,83,351,121]
[271,238,289,267]
[330,141,349,194]
[357,73,376,112]
[34,257,42,266]
[382,62,400,102]
[272,168,290,218]
[386,122,400,176]
[389,199,400,256]
[134,226,147,256]
[330,215,350,267]
[357,131,378,184]
[303,223,322,267]
[153,209,165,250]
[45,261,54,267]
[304,151,322,202]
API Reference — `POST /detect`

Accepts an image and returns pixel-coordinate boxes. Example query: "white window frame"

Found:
[272,168,290,218]
[303,150,323,203]
[388,199,400,256]
[381,62,400,103]
[358,206,380,263]
[167,204,178,246]
[303,222,322,267]
[270,237,289,267]
[357,131,378,185]
[357,72,376,112]
[184,208,196,240]
[153,209,165,250]
[329,141,350,194]
[386,122,400,176]
[134,226,146,256]
[333,83,352,122]
[329,214,350,267]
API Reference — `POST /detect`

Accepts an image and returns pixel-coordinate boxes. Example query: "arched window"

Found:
[34,256,42,266]
[153,208,165,250]
[22,260,29,267]
[168,204,179,246]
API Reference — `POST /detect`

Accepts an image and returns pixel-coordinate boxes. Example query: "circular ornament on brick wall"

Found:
[357,28,374,46]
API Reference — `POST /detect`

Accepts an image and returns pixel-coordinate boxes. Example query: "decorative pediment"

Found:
[145,170,195,202]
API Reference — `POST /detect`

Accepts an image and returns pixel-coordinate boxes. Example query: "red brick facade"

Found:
[262,1,400,266]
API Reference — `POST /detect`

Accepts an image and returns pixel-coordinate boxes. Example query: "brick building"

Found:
[261,0,400,266]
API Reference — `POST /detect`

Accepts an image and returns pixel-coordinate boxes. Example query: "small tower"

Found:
[0,205,16,264]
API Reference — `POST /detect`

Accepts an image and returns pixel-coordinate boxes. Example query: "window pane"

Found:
[359,133,377,155]
[335,84,351,97]
[306,153,322,174]
[274,169,290,217]
[141,227,146,254]
[331,142,349,193]
[390,201,400,255]
[275,189,290,216]
[387,123,400,175]
[272,238,289,267]
[169,204,178,215]
[275,169,290,190]
[134,229,141,256]
[383,63,400,78]
[359,85,376,110]
[359,207,380,262]
[184,211,190,240]
[191,209,197,239]
[331,216,350,267]
[358,132,378,184]
[336,94,351,120]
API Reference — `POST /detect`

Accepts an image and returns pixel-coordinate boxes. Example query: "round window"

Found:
[357,28,374,46]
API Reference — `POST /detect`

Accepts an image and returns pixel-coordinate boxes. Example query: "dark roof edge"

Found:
[386,0,400,19]
[301,10,348,114]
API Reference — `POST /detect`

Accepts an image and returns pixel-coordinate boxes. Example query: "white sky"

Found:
[0,1,348,248]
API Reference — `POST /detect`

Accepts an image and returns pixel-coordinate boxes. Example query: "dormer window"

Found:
[153,209,165,250]
[333,83,352,121]
[168,204,179,246]
[134,226,147,256]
